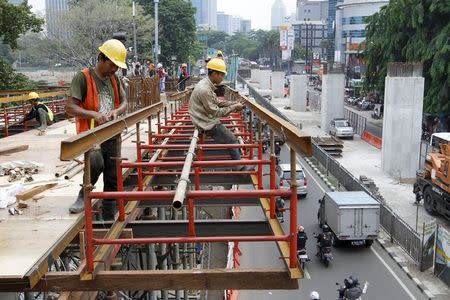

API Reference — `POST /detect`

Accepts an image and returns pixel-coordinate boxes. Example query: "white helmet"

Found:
[157,63,163,68]
[310,291,320,300]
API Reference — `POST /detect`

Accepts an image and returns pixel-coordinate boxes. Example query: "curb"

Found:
[377,237,435,299]
[304,159,337,191]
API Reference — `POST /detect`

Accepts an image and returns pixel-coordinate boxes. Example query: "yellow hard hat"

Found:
[217,50,223,56]
[207,58,227,74]
[28,92,39,100]
[98,39,127,69]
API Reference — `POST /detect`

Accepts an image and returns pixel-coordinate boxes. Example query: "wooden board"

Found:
[16,183,58,201]
[0,144,29,156]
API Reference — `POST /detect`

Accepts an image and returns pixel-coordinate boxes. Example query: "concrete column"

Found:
[259,69,271,90]
[320,73,345,133]
[272,71,284,98]
[290,75,308,112]
[250,68,259,83]
[382,63,424,181]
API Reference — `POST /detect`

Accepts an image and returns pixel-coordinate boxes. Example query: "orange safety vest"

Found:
[75,68,120,134]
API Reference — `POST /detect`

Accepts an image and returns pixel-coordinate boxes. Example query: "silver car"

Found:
[329,118,354,139]
[276,163,307,197]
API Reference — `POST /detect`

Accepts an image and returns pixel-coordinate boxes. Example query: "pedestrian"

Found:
[188,58,253,172]
[19,92,54,134]
[149,62,155,77]
[65,39,128,220]
[178,63,190,91]
[133,62,142,76]
[157,63,166,92]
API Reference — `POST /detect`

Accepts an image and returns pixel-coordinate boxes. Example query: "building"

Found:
[8,0,24,5]
[192,0,217,30]
[326,0,343,61]
[271,0,287,30]
[231,16,242,34]
[45,0,70,40]
[335,0,389,75]
[292,21,328,60]
[296,0,329,22]
[240,19,251,33]
[217,11,232,35]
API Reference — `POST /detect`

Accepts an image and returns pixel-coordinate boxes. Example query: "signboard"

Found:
[420,220,436,271]
[280,25,294,51]
[207,48,217,57]
[434,225,450,285]
[282,50,291,61]
[313,52,320,60]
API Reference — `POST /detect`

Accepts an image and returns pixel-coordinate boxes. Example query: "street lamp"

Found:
[132,1,138,62]
[154,0,159,64]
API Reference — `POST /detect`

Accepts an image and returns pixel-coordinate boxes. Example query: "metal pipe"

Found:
[139,143,259,150]
[64,164,84,180]
[121,159,270,168]
[258,120,263,189]
[289,148,298,268]
[172,129,199,210]
[142,170,255,176]
[83,150,94,273]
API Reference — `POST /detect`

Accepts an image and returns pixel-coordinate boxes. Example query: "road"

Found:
[237,145,427,300]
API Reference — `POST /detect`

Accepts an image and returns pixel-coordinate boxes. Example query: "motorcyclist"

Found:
[344,276,363,300]
[316,224,332,256]
[297,225,308,251]
[275,197,285,223]
[274,142,281,164]
[310,291,320,300]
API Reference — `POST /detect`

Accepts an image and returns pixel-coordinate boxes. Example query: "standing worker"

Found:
[216,50,224,60]
[178,63,190,91]
[65,39,128,220]
[149,62,155,77]
[157,63,166,92]
[20,92,54,134]
[188,58,253,172]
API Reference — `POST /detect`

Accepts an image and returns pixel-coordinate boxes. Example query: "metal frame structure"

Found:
[1,84,312,297]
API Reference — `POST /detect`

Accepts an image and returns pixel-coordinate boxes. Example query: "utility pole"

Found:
[132,1,138,62]
[154,0,159,65]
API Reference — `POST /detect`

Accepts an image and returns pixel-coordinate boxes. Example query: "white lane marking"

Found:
[303,266,311,279]
[296,155,416,298]
[296,157,326,193]
[371,246,417,300]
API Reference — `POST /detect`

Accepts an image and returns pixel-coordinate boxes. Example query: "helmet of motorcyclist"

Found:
[344,278,354,289]
[310,291,320,299]
[349,275,359,287]
[322,224,330,232]
[298,226,305,232]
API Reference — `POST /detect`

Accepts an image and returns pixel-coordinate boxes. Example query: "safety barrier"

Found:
[344,108,367,136]
[362,130,382,149]
[242,76,423,264]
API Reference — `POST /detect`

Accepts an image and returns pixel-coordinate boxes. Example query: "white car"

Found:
[329,118,354,139]
[276,163,307,197]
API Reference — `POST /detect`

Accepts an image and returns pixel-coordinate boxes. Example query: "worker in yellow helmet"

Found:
[188,58,252,173]
[19,92,54,134]
[216,50,224,60]
[65,39,128,219]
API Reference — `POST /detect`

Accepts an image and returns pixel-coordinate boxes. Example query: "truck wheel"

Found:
[365,239,374,247]
[424,187,436,215]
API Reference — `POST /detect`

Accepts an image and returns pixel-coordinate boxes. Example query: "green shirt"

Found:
[69,68,125,115]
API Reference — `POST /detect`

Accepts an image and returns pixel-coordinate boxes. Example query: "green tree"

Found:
[138,0,197,66]
[364,0,450,113]
[292,43,307,60]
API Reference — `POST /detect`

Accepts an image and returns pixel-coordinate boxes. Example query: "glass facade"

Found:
[342,16,367,25]
[342,30,366,38]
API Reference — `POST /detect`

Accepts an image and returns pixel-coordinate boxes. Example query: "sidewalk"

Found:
[242,81,450,298]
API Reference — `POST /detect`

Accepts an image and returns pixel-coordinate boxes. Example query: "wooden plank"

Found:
[0,144,29,155]
[29,269,298,291]
[16,183,58,201]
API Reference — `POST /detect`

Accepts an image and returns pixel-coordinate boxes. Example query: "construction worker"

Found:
[65,39,128,220]
[188,58,253,172]
[178,63,190,91]
[216,50,224,60]
[20,92,54,133]
[149,62,155,77]
[157,63,166,92]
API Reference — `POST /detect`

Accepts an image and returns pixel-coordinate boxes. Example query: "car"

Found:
[276,163,307,197]
[329,118,354,139]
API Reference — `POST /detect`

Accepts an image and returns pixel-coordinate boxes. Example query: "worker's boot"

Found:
[237,165,255,172]
[69,193,84,213]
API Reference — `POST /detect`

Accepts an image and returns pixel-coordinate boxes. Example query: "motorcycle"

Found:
[336,281,369,300]
[297,248,309,269]
[318,245,333,267]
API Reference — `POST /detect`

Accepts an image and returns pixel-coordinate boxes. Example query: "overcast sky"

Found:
[28,0,296,30]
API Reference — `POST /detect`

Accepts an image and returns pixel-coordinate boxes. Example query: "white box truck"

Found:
[318,191,380,247]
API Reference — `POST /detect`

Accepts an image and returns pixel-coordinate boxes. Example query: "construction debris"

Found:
[17,201,28,209]
[359,175,385,202]
[15,183,58,201]
[32,194,45,201]
[312,136,344,157]
[0,144,29,156]
[0,184,25,208]
[0,161,43,182]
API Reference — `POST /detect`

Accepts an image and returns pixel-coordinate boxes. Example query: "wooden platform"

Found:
[0,119,148,288]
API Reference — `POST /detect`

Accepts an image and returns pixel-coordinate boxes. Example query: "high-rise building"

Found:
[326,0,343,61]
[8,0,24,5]
[296,0,329,22]
[292,21,327,59]
[240,19,252,33]
[45,0,70,40]
[231,16,242,34]
[217,11,232,35]
[271,0,287,30]
[191,0,217,30]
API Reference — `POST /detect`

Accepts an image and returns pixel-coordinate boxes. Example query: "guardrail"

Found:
[344,108,367,136]
[240,75,423,264]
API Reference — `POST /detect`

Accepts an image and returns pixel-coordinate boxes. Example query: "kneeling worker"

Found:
[188,58,253,171]
[20,92,54,133]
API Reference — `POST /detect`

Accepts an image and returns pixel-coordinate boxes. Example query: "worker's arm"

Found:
[200,90,241,118]
[20,109,35,123]
[65,97,110,125]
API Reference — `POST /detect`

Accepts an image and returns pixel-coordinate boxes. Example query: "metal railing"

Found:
[344,108,367,136]
[241,75,422,264]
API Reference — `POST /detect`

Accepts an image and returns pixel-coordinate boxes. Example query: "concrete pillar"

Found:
[259,69,271,90]
[320,73,345,133]
[250,68,259,83]
[272,71,284,98]
[382,63,424,181]
[290,75,308,112]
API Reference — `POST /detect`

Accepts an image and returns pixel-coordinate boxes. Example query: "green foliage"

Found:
[0,0,43,49]
[292,43,307,60]
[138,0,197,66]
[0,58,30,90]
[364,0,450,113]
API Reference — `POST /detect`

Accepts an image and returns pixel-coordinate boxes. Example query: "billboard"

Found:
[434,225,450,286]
[279,25,294,51]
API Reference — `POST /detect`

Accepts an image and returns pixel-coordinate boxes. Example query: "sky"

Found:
[28,0,297,30]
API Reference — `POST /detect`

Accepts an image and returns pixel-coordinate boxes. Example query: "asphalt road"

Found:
[237,145,426,300]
